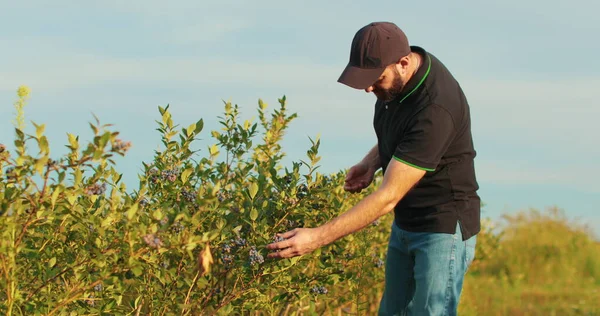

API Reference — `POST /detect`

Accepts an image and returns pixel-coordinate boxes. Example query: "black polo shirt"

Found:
[373,46,480,241]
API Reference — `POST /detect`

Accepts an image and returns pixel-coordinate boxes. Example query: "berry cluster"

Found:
[374,258,385,268]
[4,167,16,181]
[222,254,234,269]
[181,189,196,203]
[84,183,107,195]
[221,244,232,253]
[139,198,150,208]
[371,219,381,226]
[233,237,247,247]
[296,184,308,199]
[248,246,264,266]
[273,235,286,243]
[161,168,180,182]
[148,168,160,184]
[170,221,184,234]
[111,139,132,152]
[143,233,163,249]
[310,285,328,295]
[93,283,103,292]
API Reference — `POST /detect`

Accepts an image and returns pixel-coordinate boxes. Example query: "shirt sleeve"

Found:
[393,104,456,172]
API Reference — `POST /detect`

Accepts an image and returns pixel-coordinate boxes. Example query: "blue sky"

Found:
[1,0,599,237]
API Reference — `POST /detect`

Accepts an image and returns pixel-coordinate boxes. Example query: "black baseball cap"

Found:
[338,22,411,89]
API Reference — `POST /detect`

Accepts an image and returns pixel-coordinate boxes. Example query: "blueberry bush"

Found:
[0,87,395,315]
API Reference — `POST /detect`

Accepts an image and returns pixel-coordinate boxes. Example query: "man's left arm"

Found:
[266,159,425,259]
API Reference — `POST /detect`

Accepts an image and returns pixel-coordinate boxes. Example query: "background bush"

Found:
[1,87,598,315]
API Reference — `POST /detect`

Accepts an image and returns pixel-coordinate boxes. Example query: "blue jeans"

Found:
[378,221,476,316]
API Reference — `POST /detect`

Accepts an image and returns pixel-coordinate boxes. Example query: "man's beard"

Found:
[374,71,405,102]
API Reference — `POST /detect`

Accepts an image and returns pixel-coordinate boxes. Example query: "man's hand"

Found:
[344,162,375,193]
[266,227,323,259]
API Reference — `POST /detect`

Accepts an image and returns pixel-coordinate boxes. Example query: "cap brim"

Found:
[337,64,385,89]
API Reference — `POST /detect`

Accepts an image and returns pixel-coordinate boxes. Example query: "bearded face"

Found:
[371,66,406,102]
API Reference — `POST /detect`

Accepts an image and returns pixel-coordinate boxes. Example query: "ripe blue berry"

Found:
[222,244,232,253]
[222,254,234,269]
[248,246,264,266]
[171,221,184,234]
[84,183,106,195]
[310,285,328,295]
[181,189,196,203]
[139,198,150,207]
[233,237,247,247]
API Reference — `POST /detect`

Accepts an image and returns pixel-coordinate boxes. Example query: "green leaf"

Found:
[39,136,49,154]
[48,257,56,268]
[259,99,267,110]
[162,111,171,127]
[186,123,196,137]
[248,182,258,200]
[35,156,48,175]
[67,133,79,149]
[51,186,61,208]
[131,266,143,277]
[126,203,138,220]
[66,192,77,206]
[89,122,99,135]
[209,144,219,156]
[181,168,193,184]
[152,209,163,221]
[250,207,258,221]
[34,122,46,138]
[195,119,204,134]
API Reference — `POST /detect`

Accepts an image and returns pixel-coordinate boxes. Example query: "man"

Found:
[266,21,480,315]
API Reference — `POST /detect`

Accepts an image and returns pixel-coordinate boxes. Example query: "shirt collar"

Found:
[385,46,432,106]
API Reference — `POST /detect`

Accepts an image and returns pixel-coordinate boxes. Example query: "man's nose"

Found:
[365,86,374,93]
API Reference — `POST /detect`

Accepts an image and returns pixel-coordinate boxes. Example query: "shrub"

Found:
[1,89,390,315]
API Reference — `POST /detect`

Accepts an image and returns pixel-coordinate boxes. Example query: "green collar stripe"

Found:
[398,55,432,104]
[393,156,435,171]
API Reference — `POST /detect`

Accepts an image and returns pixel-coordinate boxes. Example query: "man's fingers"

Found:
[278,229,297,239]
[344,183,362,193]
[267,246,296,259]
[267,230,298,251]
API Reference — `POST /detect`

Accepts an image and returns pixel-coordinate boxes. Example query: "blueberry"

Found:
[248,246,264,266]
[233,237,247,247]
[84,183,106,195]
[310,285,328,295]
[222,254,234,269]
